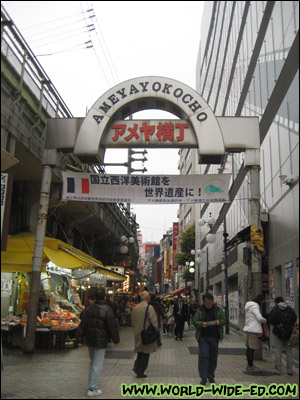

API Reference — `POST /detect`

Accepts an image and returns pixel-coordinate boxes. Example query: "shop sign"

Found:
[62,171,231,204]
[1,173,8,234]
[1,279,12,297]
[172,222,179,272]
[103,120,195,147]
[90,78,210,127]
[285,261,294,308]
[165,248,170,278]
[17,273,30,315]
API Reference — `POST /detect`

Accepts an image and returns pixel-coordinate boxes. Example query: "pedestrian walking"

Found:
[162,306,168,335]
[193,293,225,385]
[167,301,175,336]
[243,294,267,373]
[173,295,188,340]
[132,291,158,378]
[124,298,132,326]
[150,294,164,346]
[269,296,297,375]
[118,299,125,327]
[80,293,95,320]
[78,287,120,397]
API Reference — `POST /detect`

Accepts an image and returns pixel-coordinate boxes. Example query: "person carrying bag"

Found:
[131,291,158,378]
[141,304,159,345]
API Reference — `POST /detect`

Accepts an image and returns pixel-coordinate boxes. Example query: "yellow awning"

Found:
[1,232,126,280]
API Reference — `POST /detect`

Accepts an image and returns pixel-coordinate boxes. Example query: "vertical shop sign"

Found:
[165,248,170,278]
[17,273,30,315]
[172,222,179,272]
[1,279,12,297]
[285,261,294,308]
[1,172,13,251]
[296,258,299,314]
[229,291,239,326]
[269,270,275,309]
[1,173,8,234]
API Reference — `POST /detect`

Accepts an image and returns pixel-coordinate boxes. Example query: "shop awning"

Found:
[161,286,191,299]
[225,225,250,251]
[1,232,126,280]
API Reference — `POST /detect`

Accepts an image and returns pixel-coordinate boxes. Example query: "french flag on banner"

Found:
[67,177,90,194]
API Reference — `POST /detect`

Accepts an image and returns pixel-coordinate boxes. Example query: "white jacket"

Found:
[243,301,267,334]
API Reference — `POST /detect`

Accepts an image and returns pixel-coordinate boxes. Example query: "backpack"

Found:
[273,306,295,340]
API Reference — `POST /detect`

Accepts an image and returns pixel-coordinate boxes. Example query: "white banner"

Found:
[61,172,231,204]
[1,173,8,234]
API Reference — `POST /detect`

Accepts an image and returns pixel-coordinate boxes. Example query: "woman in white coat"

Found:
[243,294,267,372]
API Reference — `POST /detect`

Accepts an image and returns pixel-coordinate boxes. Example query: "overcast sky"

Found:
[3,1,205,243]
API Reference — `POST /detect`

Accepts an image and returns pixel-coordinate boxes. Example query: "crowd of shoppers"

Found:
[77,288,298,395]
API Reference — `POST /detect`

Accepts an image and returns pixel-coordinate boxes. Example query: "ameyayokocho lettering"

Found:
[93,80,208,125]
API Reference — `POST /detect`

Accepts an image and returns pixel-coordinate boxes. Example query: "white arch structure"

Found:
[73,76,225,163]
[46,76,260,166]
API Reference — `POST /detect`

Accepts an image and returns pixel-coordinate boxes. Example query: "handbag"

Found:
[184,321,189,331]
[140,304,158,345]
[288,323,299,348]
[258,323,270,342]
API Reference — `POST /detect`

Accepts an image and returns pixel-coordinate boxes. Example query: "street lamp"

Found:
[184,261,195,296]
[190,248,202,295]
[120,235,135,254]
[197,213,217,291]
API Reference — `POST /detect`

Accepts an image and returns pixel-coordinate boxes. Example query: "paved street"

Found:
[1,326,299,399]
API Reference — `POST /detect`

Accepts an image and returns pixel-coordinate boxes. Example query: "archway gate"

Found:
[46,76,260,204]
[24,76,261,352]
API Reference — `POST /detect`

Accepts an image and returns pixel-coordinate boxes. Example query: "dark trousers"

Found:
[134,352,150,376]
[198,336,219,380]
[174,317,185,339]
[246,347,255,367]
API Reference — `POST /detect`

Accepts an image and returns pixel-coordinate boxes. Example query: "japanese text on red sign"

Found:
[111,122,189,143]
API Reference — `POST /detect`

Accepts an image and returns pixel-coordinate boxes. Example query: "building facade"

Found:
[178,1,299,329]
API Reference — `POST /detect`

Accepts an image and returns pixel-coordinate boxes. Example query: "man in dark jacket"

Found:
[173,296,188,340]
[269,296,297,375]
[150,294,164,346]
[193,293,225,385]
[79,287,119,397]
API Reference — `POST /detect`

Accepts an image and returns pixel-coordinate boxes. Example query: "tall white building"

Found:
[179,1,299,328]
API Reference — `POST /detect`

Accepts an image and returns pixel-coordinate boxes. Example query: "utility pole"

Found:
[206,247,209,292]
[249,165,263,360]
[249,166,262,298]
[223,216,229,334]
[23,149,57,353]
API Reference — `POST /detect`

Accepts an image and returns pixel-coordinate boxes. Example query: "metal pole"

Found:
[206,247,209,292]
[249,166,262,297]
[249,165,263,360]
[24,150,57,353]
[223,217,229,334]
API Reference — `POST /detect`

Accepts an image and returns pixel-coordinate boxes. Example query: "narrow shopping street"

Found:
[1,325,299,399]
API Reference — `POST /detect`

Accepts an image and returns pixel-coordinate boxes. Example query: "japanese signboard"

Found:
[172,222,179,273]
[285,261,294,308]
[62,172,231,204]
[103,120,196,148]
[165,248,170,278]
[1,173,8,234]
[1,279,12,298]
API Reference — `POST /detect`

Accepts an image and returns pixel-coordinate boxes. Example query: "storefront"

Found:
[1,232,126,349]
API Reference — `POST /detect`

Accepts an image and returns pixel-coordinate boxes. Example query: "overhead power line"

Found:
[29,24,93,44]
[32,27,95,50]
[26,17,88,40]
[79,1,111,88]
[35,41,93,57]
[88,2,120,83]
[20,11,86,30]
